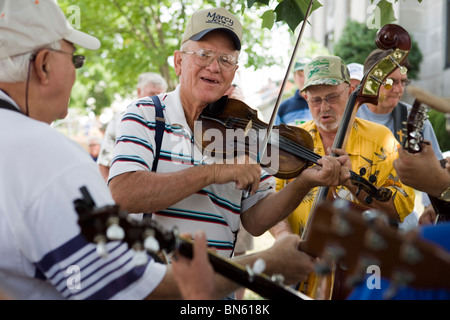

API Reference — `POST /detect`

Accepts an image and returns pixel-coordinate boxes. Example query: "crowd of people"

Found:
[0,0,449,302]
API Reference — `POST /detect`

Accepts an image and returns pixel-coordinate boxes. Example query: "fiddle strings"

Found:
[227,118,375,192]
[228,117,321,163]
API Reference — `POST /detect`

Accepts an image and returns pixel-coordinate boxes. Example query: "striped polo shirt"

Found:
[0,91,166,299]
[109,85,275,258]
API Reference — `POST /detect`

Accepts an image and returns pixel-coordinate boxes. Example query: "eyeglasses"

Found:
[384,78,411,88]
[307,85,349,107]
[181,49,238,72]
[48,49,85,69]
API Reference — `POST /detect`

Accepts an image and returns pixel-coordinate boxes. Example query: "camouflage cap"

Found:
[301,56,350,92]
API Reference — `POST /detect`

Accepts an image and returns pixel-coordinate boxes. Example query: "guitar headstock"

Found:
[403,100,429,153]
[74,186,177,266]
[358,24,411,105]
[301,199,450,298]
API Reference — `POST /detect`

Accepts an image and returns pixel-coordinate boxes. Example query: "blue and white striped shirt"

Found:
[109,85,275,258]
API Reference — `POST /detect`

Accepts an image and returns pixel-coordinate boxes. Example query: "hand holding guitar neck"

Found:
[395,96,450,223]
[74,186,311,301]
[301,199,450,299]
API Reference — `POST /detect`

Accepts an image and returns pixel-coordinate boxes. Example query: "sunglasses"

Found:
[47,49,85,69]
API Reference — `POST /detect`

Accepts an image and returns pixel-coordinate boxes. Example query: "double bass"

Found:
[299,24,412,300]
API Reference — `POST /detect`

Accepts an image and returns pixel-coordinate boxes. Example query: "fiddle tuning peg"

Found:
[355,186,362,197]
[368,175,377,184]
[364,195,373,204]
[359,168,366,176]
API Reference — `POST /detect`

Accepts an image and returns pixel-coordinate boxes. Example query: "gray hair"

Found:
[137,72,168,91]
[0,41,61,83]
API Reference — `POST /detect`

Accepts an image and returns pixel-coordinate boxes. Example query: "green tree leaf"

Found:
[377,0,397,26]
[261,10,275,30]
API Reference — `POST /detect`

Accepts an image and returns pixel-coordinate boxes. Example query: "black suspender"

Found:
[144,96,165,222]
[151,95,165,173]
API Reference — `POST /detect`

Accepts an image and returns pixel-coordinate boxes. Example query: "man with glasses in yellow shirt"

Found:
[271,55,416,240]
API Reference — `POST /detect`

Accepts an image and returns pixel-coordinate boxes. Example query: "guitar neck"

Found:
[430,159,450,222]
[176,238,308,300]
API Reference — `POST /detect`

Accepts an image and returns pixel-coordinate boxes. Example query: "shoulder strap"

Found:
[392,101,408,143]
[151,96,165,172]
[0,99,23,114]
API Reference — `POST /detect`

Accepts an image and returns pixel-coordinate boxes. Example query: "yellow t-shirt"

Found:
[275,118,416,236]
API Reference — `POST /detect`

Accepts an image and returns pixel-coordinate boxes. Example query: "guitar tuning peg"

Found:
[315,245,345,275]
[132,250,149,266]
[383,270,415,300]
[270,274,285,285]
[132,242,148,266]
[143,232,160,253]
[106,221,125,241]
[331,214,353,237]
[399,243,423,265]
[246,258,266,282]
[345,257,378,288]
[94,235,108,258]
[252,258,266,274]
[364,229,388,251]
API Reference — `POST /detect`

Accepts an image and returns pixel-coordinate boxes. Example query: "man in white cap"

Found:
[275,57,312,126]
[108,7,353,296]
[347,62,364,89]
[0,0,242,301]
[0,0,171,300]
[272,56,416,243]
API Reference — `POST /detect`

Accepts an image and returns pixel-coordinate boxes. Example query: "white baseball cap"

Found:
[0,0,100,60]
[181,7,243,51]
[347,63,364,81]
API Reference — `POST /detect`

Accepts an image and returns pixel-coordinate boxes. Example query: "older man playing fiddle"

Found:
[108,7,353,297]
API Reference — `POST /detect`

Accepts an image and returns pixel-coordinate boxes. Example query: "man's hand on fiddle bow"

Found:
[207,155,262,195]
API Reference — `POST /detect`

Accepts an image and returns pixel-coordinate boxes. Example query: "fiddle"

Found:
[193,95,392,204]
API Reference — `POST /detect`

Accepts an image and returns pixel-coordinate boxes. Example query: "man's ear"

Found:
[33,50,51,85]
[173,50,182,76]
